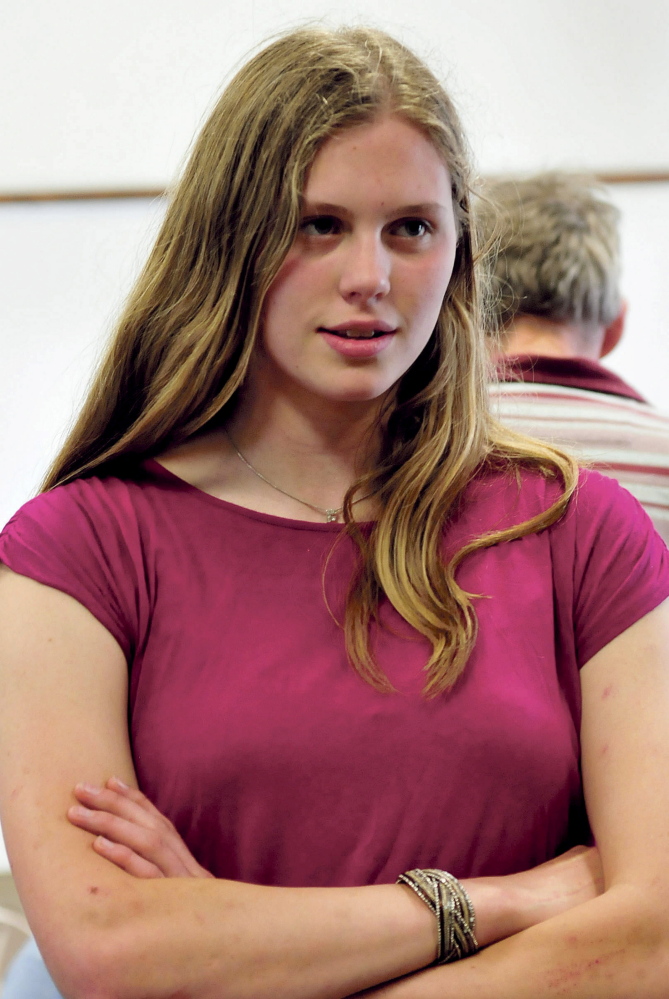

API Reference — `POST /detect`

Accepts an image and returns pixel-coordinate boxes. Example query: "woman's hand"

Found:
[67,777,213,879]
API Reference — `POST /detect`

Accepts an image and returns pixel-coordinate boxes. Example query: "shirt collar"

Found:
[496,354,647,403]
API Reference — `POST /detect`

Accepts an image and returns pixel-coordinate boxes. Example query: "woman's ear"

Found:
[600,301,627,358]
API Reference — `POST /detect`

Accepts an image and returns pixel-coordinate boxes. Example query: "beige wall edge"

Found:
[0,188,167,203]
[2,172,669,203]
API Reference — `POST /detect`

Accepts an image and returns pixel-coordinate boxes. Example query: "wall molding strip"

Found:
[1,172,669,203]
[597,171,669,184]
[0,188,167,204]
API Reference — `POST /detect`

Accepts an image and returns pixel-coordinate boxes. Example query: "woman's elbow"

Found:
[35,894,157,999]
[39,926,135,999]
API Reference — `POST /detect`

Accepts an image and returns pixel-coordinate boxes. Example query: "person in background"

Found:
[483,172,669,542]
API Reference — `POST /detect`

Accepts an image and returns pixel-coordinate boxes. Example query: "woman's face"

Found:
[256,113,459,409]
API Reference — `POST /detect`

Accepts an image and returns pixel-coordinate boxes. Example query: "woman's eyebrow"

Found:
[392,202,446,216]
[300,201,447,217]
[300,201,350,217]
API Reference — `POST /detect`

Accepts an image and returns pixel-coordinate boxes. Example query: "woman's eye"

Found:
[393,218,431,238]
[301,216,341,237]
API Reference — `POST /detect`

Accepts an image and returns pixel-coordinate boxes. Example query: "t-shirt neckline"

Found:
[142,457,370,532]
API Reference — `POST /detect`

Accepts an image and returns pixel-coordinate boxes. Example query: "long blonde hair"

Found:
[43,26,578,694]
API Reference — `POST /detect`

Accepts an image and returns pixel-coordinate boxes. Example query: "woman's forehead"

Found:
[303,115,452,208]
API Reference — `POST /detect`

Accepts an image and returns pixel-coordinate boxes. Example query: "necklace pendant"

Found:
[325,509,340,523]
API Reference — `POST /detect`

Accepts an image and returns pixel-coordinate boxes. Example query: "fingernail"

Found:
[76,783,101,794]
[109,776,129,790]
[96,836,114,848]
[68,805,90,818]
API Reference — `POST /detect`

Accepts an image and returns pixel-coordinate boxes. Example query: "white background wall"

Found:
[1,0,668,871]
[3,0,669,192]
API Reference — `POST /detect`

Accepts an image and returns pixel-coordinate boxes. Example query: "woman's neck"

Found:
[156,384,386,524]
[225,386,384,510]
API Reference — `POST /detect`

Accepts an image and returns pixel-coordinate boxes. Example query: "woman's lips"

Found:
[319,329,395,358]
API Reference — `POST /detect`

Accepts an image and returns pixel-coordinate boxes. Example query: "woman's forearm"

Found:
[358,885,669,999]
[40,850,600,999]
[61,782,605,999]
[462,844,603,946]
[57,877,434,999]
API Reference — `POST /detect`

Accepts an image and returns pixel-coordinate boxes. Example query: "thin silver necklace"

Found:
[225,429,371,523]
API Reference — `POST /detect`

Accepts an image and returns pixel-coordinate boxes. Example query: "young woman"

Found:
[1,26,668,999]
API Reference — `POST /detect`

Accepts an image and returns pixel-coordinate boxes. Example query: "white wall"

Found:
[2,0,668,192]
[603,184,669,407]
[1,0,668,873]
[0,198,165,525]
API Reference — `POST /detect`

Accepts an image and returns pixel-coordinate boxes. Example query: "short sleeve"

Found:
[0,478,149,659]
[552,469,669,667]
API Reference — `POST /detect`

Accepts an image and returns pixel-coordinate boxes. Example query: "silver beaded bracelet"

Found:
[397,868,479,964]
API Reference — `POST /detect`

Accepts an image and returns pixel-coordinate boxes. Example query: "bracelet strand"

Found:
[397,868,479,964]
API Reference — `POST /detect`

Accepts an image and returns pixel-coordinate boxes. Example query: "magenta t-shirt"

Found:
[1,462,667,886]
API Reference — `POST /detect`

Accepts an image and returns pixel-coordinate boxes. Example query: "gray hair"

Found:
[479,172,622,330]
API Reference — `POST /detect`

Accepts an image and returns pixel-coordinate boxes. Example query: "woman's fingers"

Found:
[69,780,214,879]
[93,836,165,879]
[68,804,193,877]
[102,778,208,877]
[73,782,160,831]
[105,777,171,823]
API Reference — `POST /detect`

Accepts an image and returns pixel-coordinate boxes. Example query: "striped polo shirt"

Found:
[490,355,669,544]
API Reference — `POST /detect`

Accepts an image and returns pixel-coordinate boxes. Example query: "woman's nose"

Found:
[338,234,391,303]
